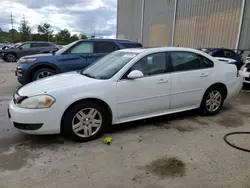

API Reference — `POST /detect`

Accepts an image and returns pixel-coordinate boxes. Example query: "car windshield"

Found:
[55,41,79,55]
[80,51,138,79]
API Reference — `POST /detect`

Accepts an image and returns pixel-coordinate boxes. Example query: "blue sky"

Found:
[0,0,117,38]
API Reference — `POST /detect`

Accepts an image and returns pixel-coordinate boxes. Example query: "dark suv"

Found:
[15,39,142,84]
[2,41,58,62]
[199,48,244,70]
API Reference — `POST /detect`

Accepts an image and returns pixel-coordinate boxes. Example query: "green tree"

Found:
[37,23,53,41]
[55,29,71,44]
[80,34,87,39]
[19,19,31,41]
[70,34,79,42]
[8,29,20,42]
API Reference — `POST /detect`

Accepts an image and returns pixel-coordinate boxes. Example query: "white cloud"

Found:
[0,0,117,38]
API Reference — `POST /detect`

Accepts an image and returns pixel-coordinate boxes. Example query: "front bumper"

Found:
[15,65,28,84]
[8,100,61,135]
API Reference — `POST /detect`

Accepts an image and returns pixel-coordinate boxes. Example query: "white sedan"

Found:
[8,47,242,142]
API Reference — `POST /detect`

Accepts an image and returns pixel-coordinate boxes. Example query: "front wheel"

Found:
[5,53,17,62]
[199,87,224,115]
[62,101,109,142]
[32,68,55,81]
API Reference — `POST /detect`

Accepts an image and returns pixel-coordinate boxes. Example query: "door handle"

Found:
[158,79,168,84]
[200,73,208,77]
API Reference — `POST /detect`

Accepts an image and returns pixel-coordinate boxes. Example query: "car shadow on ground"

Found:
[107,109,200,134]
[2,102,237,149]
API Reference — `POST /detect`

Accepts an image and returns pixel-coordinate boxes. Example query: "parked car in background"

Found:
[199,48,244,70]
[0,42,12,48]
[8,47,242,142]
[2,41,58,62]
[246,53,250,64]
[15,39,142,84]
[239,61,250,86]
[0,43,22,58]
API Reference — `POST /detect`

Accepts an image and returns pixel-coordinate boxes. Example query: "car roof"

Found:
[79,38,141,44]
[22,41,54,44]
[120,47,204,54]
[201,48,233,51]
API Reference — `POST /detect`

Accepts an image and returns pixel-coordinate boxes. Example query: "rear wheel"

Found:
[5,53,17,62]
[62,101,109,142]
[200,86,224,115]
[32,68,55,81]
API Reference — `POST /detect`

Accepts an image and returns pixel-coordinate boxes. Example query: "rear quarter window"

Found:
[121,43,142,48]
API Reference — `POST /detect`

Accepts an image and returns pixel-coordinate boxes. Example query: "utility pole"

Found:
[23,14,26,26]
[10,10,14,43]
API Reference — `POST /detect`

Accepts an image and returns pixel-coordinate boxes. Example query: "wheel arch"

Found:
[206,82,228,99]
[4,51,18,60]
[27,63,60,81]
[60,98,113,133]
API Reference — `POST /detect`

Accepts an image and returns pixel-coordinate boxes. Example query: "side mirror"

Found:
[127,70,144,79]
[19,46,23,50]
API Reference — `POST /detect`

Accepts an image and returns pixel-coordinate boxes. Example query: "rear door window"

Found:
[199,55,214,68]
[31,43,44,48]
[94,42,118,53]
[121,43,142,48]
[212,50,225,57]
[223,50,234,58]
[169,51,200,72]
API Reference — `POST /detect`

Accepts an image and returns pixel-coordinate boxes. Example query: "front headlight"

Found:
[18,58,37,64]
[18,95,55,109]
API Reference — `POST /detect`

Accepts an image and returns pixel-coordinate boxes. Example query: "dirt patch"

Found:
[237,111,250,118]
[0,147,32,171]
[190,118,208,126]
[144,156,186,178]
[218,117,243,128]
[0,136,65,171]
[154,122,198,132]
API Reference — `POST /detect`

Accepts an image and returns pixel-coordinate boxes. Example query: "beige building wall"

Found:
[149,23,169,47]
[174,9,241,48]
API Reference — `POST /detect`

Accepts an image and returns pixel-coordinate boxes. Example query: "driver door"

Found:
[116,52,171,121]
[58,42,94,72]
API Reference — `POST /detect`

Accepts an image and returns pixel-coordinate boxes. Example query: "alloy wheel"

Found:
[206,90,222,112]
[72,108,102,138]
[6,54,16,62]
[36,71,53,80]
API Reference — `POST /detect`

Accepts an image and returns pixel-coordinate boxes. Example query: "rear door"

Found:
[89,41,119,63]
[58,41,94,72]
[169,51,214,110]
[30,43,45,54]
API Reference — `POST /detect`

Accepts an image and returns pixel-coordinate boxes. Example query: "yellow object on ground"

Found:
[101,137,112,145]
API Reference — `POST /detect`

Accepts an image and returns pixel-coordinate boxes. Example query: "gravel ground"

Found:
[1,61,250,188]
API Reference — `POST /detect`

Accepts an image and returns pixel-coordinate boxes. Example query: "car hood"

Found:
[18,71,102,96]
[22,53,53,59]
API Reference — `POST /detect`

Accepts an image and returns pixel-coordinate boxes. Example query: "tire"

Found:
[62,101,109,142]
[32,68,55,81]
[199,86,224,116]
[5,53,17,62]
